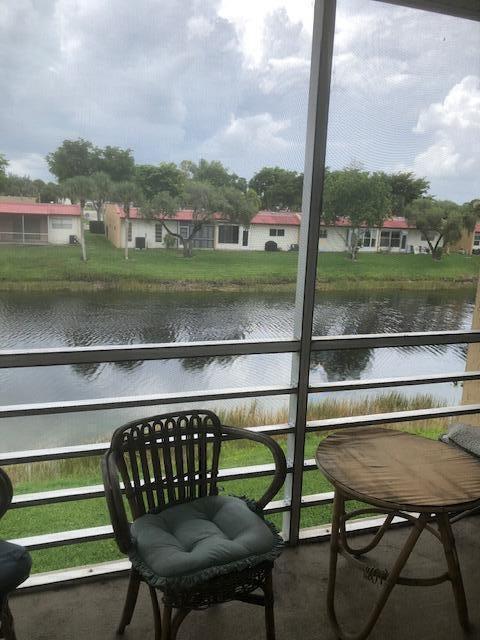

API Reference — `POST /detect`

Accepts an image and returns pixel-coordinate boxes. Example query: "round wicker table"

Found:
[316,427,480,640]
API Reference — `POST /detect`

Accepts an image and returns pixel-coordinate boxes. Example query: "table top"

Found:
[316,427,480,513]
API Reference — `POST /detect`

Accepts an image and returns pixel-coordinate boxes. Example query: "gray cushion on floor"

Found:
[442,423,480,458]
[129,495,282,590]
[0,540,32,595]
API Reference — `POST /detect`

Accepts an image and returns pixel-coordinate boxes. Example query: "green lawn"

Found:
[0,233,479,289]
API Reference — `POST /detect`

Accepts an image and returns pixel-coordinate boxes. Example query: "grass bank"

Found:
[0,233,478,291]
[1,393,452,574]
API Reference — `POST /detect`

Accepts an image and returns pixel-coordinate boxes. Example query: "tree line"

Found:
[1,139,478,261]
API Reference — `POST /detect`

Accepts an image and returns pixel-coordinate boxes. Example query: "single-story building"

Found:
[103,203,446,254]
[0,201,82,245]
[104,205,301,251]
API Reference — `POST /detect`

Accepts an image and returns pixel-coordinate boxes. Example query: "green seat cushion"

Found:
[129,495,282,590]
[0,540,31,595]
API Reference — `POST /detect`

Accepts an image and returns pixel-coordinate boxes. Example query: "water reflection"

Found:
[0,288,475,450]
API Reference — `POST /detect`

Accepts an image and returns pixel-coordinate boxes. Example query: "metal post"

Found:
[22,215,25,244]
[283,0,336,544]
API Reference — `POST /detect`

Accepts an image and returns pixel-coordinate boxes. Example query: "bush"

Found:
[89,221,105,234]
[265,240,278,252]
[164,234,176,249]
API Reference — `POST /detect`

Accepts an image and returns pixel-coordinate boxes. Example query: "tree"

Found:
[249,166,303,210]
[323,169,393,260]
[406,198,476,260]
[0,154,7,192]
[379,172,430,215]
[1,174,39,197]
[90,172,113,220]
[114,181,142,260]
[46,139,100,181]
[100,146,135,182]
[135,163,185,200]
[61,176,93,261]
[38,181,60,203]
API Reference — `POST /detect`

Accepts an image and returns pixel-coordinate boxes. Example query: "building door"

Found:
[401,234,407,250]
[242,229,249,247]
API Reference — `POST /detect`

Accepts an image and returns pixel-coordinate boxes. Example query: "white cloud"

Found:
[413,76,480,181]
[8,153,48,178]
[202,113,291,154]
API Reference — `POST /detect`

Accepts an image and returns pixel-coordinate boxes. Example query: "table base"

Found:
[327,490,470,640]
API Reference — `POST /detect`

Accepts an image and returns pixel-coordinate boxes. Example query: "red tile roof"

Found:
[475,222,480,233]
[0,201,81,216]
[250,211,301,226]
[110,204,413,231]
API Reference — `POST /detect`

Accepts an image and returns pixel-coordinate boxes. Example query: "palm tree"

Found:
[114,181,142,260]
[90,172,113,221]
[61,176,93,261]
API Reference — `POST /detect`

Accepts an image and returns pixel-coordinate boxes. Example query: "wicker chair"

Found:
[102,409,287,640]
[0,468,32,640]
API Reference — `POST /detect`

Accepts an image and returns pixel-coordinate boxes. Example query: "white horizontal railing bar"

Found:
[2,369,477,421]
[0,385,294,419]
[9,461,296,511]
[2,330,480,371]
[311,329,480,351]
[19,559,132,591]
[0,424,292,466]
[301,491,335,507]
[0,337,299,369]
[12,495,290,551]
[307,403,480,432]
[309,370,480,393]
[17,513,410,591]
[12,525,113,550]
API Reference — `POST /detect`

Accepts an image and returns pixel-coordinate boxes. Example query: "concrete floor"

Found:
[11,515,480,640]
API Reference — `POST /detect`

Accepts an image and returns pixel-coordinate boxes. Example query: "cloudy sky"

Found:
[1,0,479,202]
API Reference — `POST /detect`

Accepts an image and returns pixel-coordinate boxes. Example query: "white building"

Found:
[0,201,82,245]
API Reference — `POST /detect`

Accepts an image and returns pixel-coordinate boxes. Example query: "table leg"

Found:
[437,512,470,631]
[327,503,428,640]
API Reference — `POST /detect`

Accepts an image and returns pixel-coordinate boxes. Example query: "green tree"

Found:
[135,163,185,200]
[0,154,7,192]
[100,146,135,182]
[46,139,100,181]
[379,172,430,215]
[90,172,113,220]
[38,181,59,203]
[323,169,393,260]
[406,198,476,260]
[114,181,143,260]
[1,174,38,197]
[61,176,94,261]
[249,166,303,210]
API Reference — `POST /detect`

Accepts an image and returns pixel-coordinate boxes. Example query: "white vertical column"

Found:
[283,0,337,544]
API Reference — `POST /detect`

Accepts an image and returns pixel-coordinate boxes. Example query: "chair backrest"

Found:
[109,410,223,519]
[0,468,13,520]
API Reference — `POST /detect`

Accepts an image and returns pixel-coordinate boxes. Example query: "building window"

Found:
[155,223,163,243]
[269,228,285,237]
[362,229,376,247]
[128,222,132,241]
[319,228,328,239]
[218,225,239,244]
[474,233,480,247]
[380,230,402,248]
[180,225,189,239]
[51,218,73,229]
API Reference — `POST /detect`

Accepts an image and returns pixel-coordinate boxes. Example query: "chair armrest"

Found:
[0,468,13,520]
[101,452,133,555]
[220,425,287,511]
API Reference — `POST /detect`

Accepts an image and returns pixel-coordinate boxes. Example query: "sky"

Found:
[0,0,479,203]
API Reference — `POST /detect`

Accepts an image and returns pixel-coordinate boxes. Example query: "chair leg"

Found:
[161,605,172,640]
[117,568,141,635]
[263,570,276,640]
[1,598,17,640]
[149,587,162,640]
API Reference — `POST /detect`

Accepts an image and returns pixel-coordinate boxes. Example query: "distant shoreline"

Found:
[0,277,476,293]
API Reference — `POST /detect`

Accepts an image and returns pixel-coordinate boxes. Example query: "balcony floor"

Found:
[12,515,480,640]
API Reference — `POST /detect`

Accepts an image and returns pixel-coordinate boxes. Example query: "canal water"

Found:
[0,288,475,450]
